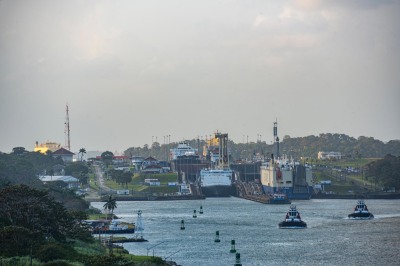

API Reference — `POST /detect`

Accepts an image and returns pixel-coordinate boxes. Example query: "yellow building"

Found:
[34,141,62,154]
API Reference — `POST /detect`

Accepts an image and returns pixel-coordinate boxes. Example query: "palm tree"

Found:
[79,148,86,161]
[103,195,117,220]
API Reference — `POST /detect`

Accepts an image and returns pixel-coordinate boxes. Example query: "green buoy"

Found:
[180,220,185,230]
[230,240,236,253]
[234,253,242,266]
[200,205,203,214]
[214,231,220,243]
[193,209,197,218]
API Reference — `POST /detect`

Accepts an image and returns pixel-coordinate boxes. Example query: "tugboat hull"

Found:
[348,213,374,219]
[278,221,307,229]
[348,200,374,219]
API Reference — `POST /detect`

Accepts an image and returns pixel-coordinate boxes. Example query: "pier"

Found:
[235,181,276,204]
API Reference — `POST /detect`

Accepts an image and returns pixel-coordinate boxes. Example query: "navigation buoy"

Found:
[200,205,203,214]
[230,240,236,253]
[180,220,185,230]
[234,253,242,266]
[214,231,220,243]
[193,210,197,218]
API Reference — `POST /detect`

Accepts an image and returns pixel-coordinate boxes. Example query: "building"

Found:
[52,147,75,163]
[39,175,80,189]
[318,151,342,160]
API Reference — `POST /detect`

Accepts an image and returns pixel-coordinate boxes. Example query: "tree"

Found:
[366,154,400,190]
[101,151,114,166]
[78,148,86,161]
[0,185,91,257]
[65,162,89,176]
[103,195,117,220]
[121,172,132,188]
[12,147,27,155]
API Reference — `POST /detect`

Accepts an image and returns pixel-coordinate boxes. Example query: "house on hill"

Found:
[53,148,75,163]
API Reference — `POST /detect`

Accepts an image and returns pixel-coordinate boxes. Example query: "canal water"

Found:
[91,198,400,265]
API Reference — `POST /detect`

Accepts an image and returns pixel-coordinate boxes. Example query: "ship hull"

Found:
[262,185,312,200]
[201,185,234,197]
[91,228,135,234]
[278,221,307,229]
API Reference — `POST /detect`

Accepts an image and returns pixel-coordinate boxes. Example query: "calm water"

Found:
[91,198,400,266]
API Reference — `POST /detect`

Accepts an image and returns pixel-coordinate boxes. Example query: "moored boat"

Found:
[268,193,291,204]
[279,205,307,229]
[88,219,135,234]
[348,200,374,219]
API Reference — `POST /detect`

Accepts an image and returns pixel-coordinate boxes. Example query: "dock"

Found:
[235,181,276,204]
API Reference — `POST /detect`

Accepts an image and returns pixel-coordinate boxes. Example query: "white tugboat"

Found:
[348,200,374,219]
[279,205,307,229]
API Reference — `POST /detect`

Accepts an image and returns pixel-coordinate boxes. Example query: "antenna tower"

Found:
[64,104,71,151]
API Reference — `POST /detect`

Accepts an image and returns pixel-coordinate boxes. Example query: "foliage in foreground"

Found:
[0,185,91,259]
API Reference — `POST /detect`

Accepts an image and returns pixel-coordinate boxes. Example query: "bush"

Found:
[83,255,135,266]
[35,242,78,262]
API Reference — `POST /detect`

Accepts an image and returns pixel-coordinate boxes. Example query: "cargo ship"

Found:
[260,121,313,200]
[199,133,234,197]
[260,157,313,200]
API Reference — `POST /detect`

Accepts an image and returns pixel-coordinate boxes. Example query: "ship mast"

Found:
[273,120,279,159]
[64,103,71,151]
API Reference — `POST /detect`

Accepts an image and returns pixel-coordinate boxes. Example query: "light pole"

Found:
[147,241,166,257]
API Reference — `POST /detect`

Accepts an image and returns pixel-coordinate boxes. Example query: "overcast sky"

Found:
[1,0,399,154]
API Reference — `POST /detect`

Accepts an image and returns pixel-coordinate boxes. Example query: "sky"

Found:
[1,0,399,154]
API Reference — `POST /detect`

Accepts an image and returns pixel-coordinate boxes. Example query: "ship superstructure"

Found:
[170,141,198,160]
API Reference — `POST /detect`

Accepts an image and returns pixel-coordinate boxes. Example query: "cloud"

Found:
[253,14,267,27]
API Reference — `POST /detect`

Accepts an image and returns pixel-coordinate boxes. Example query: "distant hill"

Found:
[124,133,400,161]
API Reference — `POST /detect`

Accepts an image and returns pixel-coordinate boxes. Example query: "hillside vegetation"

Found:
[124,133,400,161]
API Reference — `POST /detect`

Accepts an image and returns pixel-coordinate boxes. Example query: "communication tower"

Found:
[64,103,71,151]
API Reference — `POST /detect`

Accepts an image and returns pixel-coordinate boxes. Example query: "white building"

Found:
[318,151,342,160]
[39,175,80,189]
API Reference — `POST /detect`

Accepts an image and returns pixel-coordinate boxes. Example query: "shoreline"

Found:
[310,193,400,200]
[86,193,400,203]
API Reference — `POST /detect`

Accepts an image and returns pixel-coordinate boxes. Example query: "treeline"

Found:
[366,154,400,190]
[124,133,400,161]
[0,149,97,264]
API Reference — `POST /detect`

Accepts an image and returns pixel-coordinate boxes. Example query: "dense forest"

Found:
[0,149,105,264]
[124,133,400,161]
[366,154,400,190]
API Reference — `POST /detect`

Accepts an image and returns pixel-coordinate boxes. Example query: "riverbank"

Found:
[311,193,400,199]
[96,194,206,202]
